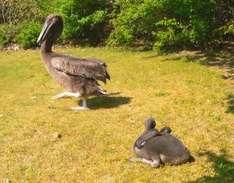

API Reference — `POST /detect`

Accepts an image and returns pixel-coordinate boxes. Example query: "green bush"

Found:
[214,21,234,41]
[17,22,41,49]
[0,26,7,48]
[56,0,112,45]
[153,19,190,51]
[0,0,233,50]
[107,1,157,48]
[0,24,22,48]
[108,0,216,51]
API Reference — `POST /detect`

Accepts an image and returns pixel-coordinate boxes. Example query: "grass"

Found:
[0,47,234,182]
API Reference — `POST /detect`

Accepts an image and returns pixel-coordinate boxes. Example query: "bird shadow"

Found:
[87,95,132,109]
[189,151,234,183]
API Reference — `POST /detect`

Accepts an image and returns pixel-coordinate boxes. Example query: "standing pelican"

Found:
[37,14,110,110]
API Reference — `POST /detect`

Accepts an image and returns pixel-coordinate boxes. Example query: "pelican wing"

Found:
[51,55,110,83]
[135,130,161,149]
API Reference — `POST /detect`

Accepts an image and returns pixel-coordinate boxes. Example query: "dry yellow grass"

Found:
[0,48,233,182]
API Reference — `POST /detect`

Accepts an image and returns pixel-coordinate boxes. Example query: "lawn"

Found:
[0,48,234,183]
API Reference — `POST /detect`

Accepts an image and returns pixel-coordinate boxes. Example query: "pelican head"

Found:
[37,14,63,45]
[144,117,156,130]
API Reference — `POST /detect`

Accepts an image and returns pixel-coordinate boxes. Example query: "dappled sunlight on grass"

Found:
[189,151,234,183]
[0,48,234,182]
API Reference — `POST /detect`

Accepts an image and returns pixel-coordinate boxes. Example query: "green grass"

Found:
[0,48,234,182]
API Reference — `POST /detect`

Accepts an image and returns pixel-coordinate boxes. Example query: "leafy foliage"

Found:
[0,24,22,48]
[0,0,233,50]
[56,0,112,45]
[17,22,41,49]
[108,0,217,51]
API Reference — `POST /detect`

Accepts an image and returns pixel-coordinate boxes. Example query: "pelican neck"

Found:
[40,40,53,53]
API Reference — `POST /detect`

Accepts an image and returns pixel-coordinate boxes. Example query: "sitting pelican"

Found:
[130,117,194,168]
[37,14,110,110]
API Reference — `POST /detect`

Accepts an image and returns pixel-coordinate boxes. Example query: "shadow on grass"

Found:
[181,43,234,80]
[189,151,234,183]
[226,94,234,113]
[143,43,234,79]
[144,43,234,114]
[88,96,132,109]
[185,50,234,114]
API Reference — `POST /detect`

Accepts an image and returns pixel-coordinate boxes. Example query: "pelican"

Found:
[37,14,110,110]
[130,117,194,167]
[134,118,161,149]
[134,118,173,149]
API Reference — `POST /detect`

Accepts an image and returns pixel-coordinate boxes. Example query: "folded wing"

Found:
[135,130,161,149]
[51,55,110,83]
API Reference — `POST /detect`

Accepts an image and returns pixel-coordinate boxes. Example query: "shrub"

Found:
[56,0,112,45]
[0,24,22,48]
[214,21,234,41]
[17,22,41,49]
[107,1,158,48]
[153,19,190,51]
[108,0,216,51]
[0,0,233,50]
[0,26,7,48]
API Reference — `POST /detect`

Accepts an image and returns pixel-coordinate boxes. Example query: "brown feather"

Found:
[51,54,110,83]
[38,14,110,100]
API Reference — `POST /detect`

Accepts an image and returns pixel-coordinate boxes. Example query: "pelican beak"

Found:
[37,20,53,45]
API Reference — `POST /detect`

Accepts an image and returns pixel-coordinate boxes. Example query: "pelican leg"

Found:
[129,157,160,168]
[51,92,80,100]
[71,99,89,111]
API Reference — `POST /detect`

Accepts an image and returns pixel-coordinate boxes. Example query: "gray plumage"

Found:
[37,14,110,110]
[159,127,172,134]
[134,119,173,149]
[134,118,161,149]
[132,118,194,167]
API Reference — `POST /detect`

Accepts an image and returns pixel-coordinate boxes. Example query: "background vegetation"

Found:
[0,0,233,50]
